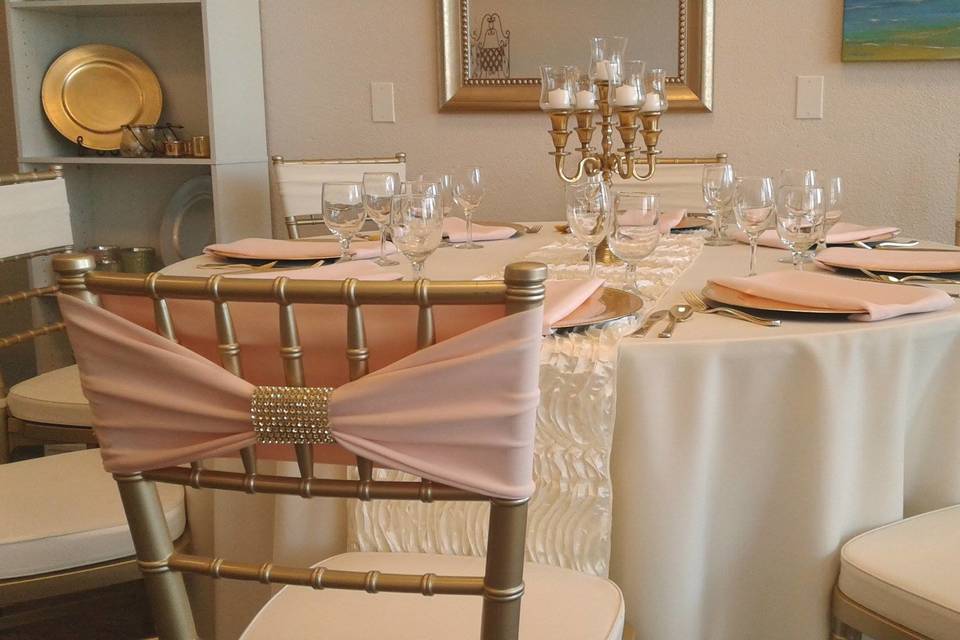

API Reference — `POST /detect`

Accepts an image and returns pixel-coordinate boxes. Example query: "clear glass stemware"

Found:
[776,185,825,271]
[607,191,661,292]
[362,172,400,267]
[702,163,736,246]
[418,173,455,246]
[453,167,485,250]
[734,176,776,276]
[565,180,612,277]
[321,182,365,262]
[815,176,844,252]
[391,193,443,280]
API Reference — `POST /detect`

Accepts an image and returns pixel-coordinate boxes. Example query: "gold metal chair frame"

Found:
[0,166,96,462]
[272,153,407,239]
[832,586,935,640]
[52,253,548,640]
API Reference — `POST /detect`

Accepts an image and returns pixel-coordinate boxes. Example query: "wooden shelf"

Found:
[8,0,200,16]
[20,155,214,166]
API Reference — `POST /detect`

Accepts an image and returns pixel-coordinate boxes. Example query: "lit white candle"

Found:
[641,93,663,113]
[575,89,596,110]
[593,60,609,80]
[614,84,641,106]
[547,88,572,109]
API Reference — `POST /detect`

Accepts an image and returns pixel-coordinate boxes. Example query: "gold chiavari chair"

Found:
[0,167,92,460]
[54,256,627,640]
[272,153,407,239]
[614,152,729,211]
[831,505,960,640]
[0,254,187,634]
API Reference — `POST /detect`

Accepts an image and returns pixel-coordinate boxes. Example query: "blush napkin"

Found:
[205,238,396,261]
[731,223,901,250]
[815,247,960,274]
[443,218,516,242]
[542,278,605,333]
[709,271,952,321]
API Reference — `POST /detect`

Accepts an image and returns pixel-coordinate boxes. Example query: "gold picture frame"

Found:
[437,0,715,112]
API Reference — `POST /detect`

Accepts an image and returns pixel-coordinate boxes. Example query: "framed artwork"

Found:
[842,0,960,62]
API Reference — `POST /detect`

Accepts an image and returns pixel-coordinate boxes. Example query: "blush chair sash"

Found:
[58,294,543,500]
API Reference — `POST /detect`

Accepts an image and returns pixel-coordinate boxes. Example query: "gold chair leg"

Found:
[480,498,529,640]
[114,473,198,640]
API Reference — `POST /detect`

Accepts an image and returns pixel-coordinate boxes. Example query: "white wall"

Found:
[260,0,960,242]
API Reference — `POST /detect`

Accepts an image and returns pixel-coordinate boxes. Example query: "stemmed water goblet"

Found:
[362,172,400,267]
[702,163,736,246]
[733,176,776,276]
[815,176,844,252]
[321,182,365,262]
[607,191,661,292]
[391,193,443,280]
[776,185,825,271]
[419,173,455,246]
[453,167,485,250]
[565,180,612,278]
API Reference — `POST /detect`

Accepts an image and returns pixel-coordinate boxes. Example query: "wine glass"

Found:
[776,185,825,271]
[565,180,612,277]
[391,193,443,280]
[362,172,400,267]
[778,168,818,189]
[419,173,456,246]
[401,179,440,196]
[702,164,736,246]
[321,182,365,262]
[815,176,844,252]
[452,167,485,250]
[607,191,661,292]
[733,176,776,276]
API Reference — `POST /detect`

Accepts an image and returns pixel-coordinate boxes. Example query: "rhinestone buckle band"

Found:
[251,386,337,445]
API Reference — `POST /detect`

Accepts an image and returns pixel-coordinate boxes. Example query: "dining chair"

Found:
[831,504,960,640]
[0,447,187,633]
[272,152,407,239]
[614,152,729,211]
[54,256,627,640]
[0,167,95,462]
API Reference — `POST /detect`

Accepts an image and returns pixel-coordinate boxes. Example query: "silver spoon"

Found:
[658,304,694,339]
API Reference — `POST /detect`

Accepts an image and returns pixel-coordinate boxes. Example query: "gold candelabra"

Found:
[546,80,663,185]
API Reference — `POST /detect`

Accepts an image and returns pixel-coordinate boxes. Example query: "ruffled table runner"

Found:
[349,235,704,576]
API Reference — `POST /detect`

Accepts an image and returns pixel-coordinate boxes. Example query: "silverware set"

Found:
[856,268,960,297]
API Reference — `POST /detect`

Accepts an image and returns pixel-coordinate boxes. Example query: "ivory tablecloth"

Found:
[164,228,960,640]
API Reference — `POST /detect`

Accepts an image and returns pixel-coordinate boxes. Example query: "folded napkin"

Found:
[710,271,952,321]
[542,278,605,332]
[731,223,901,249]
[222,260,402,281]
[815,247,960,274]
[205,238,395,261]
[443,218,516,243]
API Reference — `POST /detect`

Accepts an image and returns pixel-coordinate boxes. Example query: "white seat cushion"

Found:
[241,552,624,640]
[7,364,93,427]
[0,449,186,580]
[839,505,960,640]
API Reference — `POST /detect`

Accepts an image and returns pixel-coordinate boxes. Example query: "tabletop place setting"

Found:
[5,6,960,640]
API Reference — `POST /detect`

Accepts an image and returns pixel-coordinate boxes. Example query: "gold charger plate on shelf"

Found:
[42,44,163,151]
[552,286,644,330]
[701,282,860,315]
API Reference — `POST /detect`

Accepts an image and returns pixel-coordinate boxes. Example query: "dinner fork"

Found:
[857,268,960,286]
[682,291,782,327]
[523,224,543,234]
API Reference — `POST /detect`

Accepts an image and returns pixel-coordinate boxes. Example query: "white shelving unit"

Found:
[4,0,271,257]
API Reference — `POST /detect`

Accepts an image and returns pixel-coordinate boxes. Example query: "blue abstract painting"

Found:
[843,0,960,61]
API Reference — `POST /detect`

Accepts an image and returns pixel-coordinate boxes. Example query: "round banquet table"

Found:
[164,228,960,640]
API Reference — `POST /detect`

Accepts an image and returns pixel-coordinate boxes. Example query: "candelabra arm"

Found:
[554,154,600,184]
[631,152,658,181]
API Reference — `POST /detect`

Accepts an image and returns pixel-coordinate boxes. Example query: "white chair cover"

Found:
[0,178,72,259]
[275,160,406,217]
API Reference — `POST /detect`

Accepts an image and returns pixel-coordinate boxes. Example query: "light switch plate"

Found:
[371,82,396,122]
[796,76,824,119]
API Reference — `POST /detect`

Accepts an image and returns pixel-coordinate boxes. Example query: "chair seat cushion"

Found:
[7,364,93,427]
[0,449,186,580]
[839,504,960,640]
[241,552,624,640]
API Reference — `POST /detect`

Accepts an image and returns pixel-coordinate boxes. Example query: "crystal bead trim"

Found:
[251,386,337,445]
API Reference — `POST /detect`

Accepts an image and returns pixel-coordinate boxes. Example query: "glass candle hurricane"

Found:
[589,36,628,84]
[612,60,646,109]
[641,68,669,113]
[539,65,575,112]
